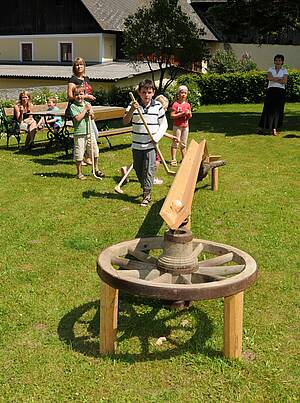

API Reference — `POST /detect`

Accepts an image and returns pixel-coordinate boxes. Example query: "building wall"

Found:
[103,35,116,62]
[229,43,300,70]
[0,34,117,63]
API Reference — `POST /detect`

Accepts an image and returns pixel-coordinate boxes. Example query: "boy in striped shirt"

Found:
[123,79,168,206]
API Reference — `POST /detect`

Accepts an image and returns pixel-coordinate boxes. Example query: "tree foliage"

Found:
[208,49,257,73]
[205,0,300,44]
[123,0,210,93]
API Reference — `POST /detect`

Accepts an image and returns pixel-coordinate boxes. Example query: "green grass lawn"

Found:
[0,103,299,402]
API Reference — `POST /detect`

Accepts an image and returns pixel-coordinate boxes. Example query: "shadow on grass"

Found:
[33,172,75,179]
[82,189,140,204]
[57,295,221,361]
[98,142,131,153]
[135,198,165,237]
[31,157,74,166]
[190,111,300,137]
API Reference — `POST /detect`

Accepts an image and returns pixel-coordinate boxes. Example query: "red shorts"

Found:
[156,152,161,162]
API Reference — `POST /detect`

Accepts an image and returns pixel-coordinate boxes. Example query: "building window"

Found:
[60,43,72,62]
[21,43,32,62]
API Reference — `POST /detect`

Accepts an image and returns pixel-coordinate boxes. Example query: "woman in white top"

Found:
[257,54,288,136]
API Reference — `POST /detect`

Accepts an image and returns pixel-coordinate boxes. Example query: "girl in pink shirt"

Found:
[170,85,192,166]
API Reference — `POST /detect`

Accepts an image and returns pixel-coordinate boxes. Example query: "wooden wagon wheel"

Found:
[97,235,258,301]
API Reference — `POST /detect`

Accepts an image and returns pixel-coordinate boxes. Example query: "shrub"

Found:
[31,88,68,105]
[0,99,14,107]
[94,86,135,107]
[208,49,257,74]
[208,49,240,73]
[165,80,202,110]
[174,70,300,105]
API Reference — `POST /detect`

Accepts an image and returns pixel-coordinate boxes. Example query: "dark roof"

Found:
[81,0,218,40]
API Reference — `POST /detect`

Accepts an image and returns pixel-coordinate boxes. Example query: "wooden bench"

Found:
[3,102,69,148]
[98,126,132,148]
[4,102,68,118]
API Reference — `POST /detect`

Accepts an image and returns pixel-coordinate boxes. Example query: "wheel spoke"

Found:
[151,272,173,284]
[191,272,226,283]
[175,274,192,284]
[112,256,155,271]
[127,247,157,264]
[192,241,204,258]
[197,264,245,276]
[198,252,233,267]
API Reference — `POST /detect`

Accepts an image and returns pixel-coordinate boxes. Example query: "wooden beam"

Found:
[224,291,244,358]
[212,167,219,192]
[100,281,119,355]
[160,139,208,229]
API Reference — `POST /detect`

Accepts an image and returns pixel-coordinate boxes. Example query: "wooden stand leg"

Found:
[100,280,119,355]
[211,167,219,192]
[223,291,244,359]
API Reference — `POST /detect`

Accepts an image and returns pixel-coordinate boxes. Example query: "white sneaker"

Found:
[153,177,163,185]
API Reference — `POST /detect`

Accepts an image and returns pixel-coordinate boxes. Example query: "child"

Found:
[153,94,179,185]
[170,85,192,166]
[123,79,168,206]
[70,85,104,180]
[119,94,179,188]
[13,90,37,149]
[37,97,64,134]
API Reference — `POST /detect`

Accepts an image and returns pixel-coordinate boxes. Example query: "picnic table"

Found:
[29,105,127,154]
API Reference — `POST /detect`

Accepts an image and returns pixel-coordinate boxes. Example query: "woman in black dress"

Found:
[257,54,288,136]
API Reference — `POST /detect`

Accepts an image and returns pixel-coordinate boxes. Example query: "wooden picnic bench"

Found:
[2,103,129,153]
[98,126,132,148]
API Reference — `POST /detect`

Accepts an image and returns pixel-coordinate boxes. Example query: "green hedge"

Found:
[93,87,135,107]
[175,70,300,105]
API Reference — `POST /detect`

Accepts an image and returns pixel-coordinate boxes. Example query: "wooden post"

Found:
[211,167,219,192]
[100,281,119,355]
[223,291,244,359]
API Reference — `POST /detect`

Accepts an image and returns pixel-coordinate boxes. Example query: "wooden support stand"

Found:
[211,167,219,192]
[100,281,119,355]
[223,291,244,358]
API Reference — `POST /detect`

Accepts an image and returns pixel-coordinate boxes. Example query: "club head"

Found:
[114,186,124,194]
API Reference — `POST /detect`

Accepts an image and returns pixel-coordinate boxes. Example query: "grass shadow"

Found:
[82,189,140,204]
[31,157,74,166]
[190,110,300,137]
[57,295,221,361]
[135,198,165,237]
[98,143,131,153]
[33,172,75,179]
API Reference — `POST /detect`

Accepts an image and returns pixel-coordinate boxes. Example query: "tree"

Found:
[205,0,300,44]
[208,49,257,73]
[123,0,210,93]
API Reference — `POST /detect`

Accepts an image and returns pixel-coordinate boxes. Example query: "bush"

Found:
[174,70,300,105]
[208,49,257,74]
[0,99,14,107]
[165,81,202,110]
[31,88,68,105]
[93,86,135,107]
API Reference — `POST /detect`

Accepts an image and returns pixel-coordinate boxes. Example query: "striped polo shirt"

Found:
[126,99,166,151]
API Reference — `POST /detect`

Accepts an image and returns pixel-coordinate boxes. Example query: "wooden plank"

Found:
[93,106,125,121]
[98,126,132,137]
[224,291,244,358]
[5,104,125,122]
[100,281,119,355]
[160,139,207,230]
[5,102,68,116]
[212,167,219,192]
